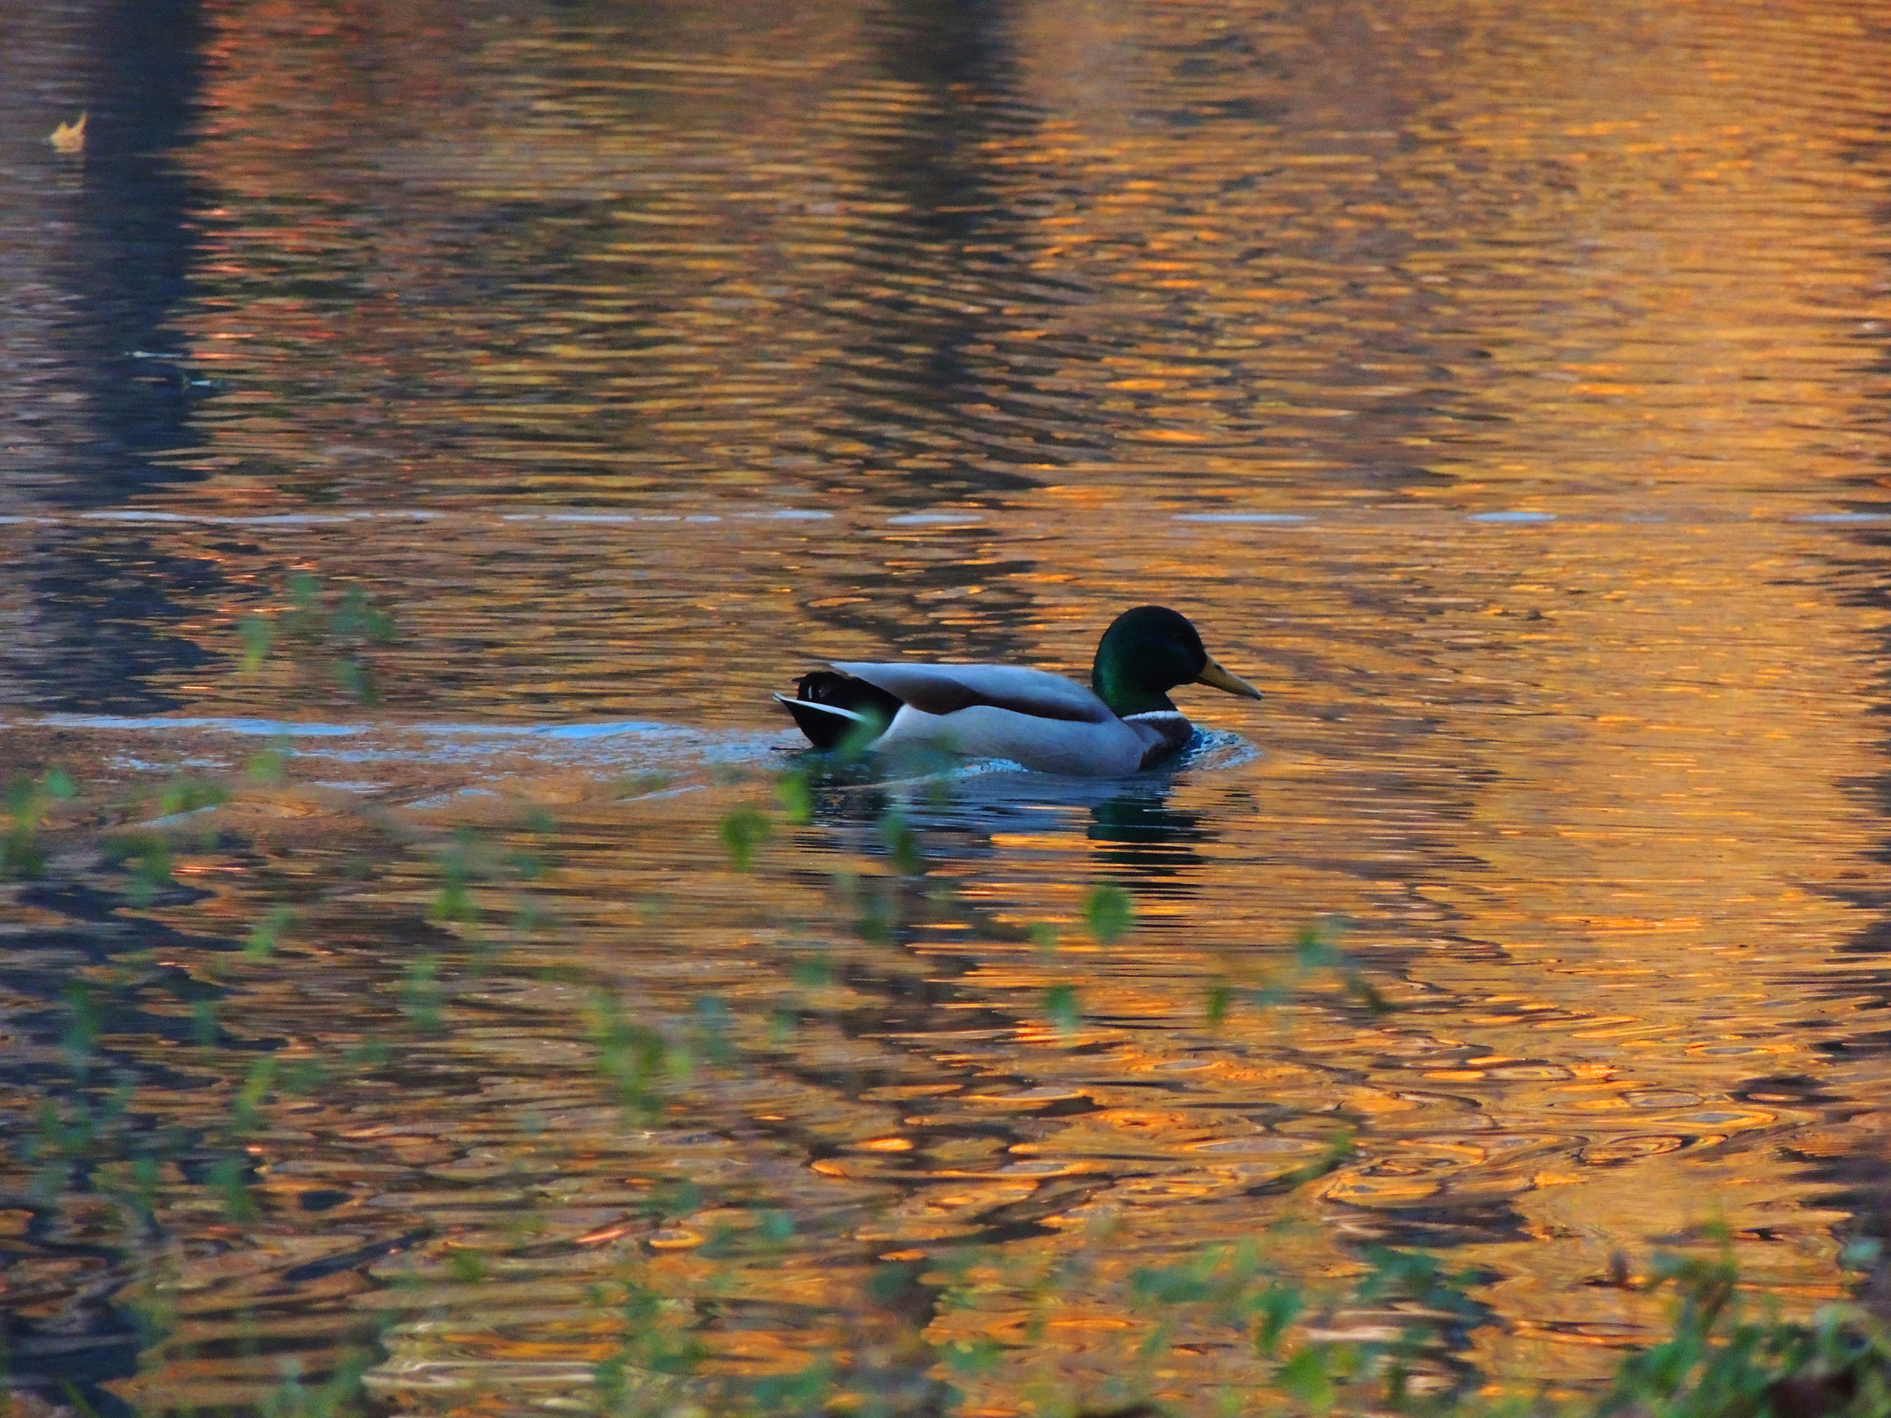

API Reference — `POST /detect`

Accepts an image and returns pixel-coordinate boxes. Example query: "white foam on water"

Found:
[26,713,801,775]
[404,787,506,811]
[231,514,356,525]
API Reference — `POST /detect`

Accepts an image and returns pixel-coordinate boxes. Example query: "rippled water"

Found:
[4,0,1891,1411]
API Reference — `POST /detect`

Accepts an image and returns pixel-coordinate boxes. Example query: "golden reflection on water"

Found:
[4,0,1891,1410]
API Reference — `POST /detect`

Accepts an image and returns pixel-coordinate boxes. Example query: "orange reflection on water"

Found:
[3,0,1891,1410]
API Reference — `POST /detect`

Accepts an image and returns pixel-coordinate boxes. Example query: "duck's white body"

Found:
[775,607,1261,778]
[828,661,1191,777]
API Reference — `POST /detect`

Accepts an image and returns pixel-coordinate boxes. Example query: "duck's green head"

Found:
[1090,606,1264,717]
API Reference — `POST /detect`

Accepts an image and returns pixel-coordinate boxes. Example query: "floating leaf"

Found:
[48,112,86,154]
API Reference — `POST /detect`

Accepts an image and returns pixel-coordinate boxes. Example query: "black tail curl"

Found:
[782,671,903,750]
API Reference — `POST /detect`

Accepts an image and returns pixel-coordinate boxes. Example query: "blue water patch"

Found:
[409,720,676,739]
[77,510,359,525]
[1467,510,1556,524]
[1791,512,1891,524]
[41,714,367,736]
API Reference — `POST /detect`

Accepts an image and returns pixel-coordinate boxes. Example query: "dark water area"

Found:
[4,0,1891,1411]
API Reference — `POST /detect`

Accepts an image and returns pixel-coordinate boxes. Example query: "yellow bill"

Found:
[1194,656,1263,700]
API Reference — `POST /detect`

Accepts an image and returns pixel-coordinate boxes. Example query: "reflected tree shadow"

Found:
[0,0,219,713]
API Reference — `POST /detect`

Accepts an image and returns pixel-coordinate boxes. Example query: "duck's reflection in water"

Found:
[1087,786,1211,889]
[805,754,1216,888]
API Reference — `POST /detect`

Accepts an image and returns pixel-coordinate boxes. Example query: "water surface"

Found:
[4,0,1891,1410]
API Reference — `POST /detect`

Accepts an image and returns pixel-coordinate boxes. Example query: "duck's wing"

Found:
[828,662,1114,725]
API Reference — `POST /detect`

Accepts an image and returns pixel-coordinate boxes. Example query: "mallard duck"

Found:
[774,606,1262,777]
